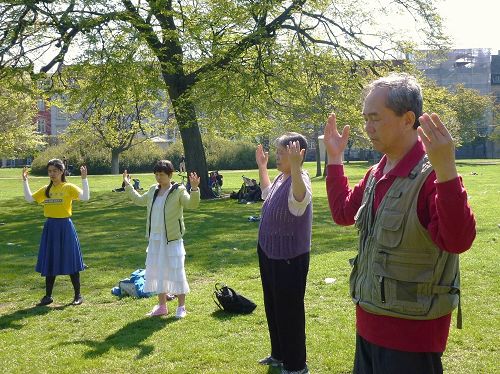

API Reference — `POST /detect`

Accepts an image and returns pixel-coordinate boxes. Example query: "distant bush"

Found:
[163,141,187,171]
[120,142,166,173]
[166,137,275,171]
[31,136,275,176]
[31,141,166,175]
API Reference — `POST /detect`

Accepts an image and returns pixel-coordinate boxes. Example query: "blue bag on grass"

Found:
[111,269,153,298]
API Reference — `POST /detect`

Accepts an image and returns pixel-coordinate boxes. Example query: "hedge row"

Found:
[30,137,275,175]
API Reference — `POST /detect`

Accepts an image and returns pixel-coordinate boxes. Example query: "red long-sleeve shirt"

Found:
[326,140,476,352]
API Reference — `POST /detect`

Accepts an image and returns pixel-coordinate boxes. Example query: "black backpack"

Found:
[212,283,257,314]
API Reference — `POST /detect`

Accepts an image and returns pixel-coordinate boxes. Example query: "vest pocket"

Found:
[375,210,405,248]
[372,251,435,315]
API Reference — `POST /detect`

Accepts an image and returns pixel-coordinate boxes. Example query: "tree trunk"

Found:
[177,108,213,199]
[111,149,120,174]
[323,150,328,177]
[313,127,322,177]
[165,76,213,199]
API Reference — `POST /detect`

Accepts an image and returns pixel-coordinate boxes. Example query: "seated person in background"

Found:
[114,177,142,192]
[132,178,143,191]
[113,180,127,192]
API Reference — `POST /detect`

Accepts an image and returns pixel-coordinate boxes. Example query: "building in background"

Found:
[416,48,499,158]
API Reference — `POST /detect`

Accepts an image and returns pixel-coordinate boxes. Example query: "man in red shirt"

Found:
[324,73,476,373]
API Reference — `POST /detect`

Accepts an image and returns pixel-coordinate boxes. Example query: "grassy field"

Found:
[0,161,498,373]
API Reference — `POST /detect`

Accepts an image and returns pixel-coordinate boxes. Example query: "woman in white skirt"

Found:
[123,160,200,318]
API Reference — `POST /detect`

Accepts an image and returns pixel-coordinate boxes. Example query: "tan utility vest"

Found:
[350,155,461,326]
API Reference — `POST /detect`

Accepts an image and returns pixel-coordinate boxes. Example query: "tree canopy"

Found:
[54,41,170,174]
[0,74,43,158]
[0,0,447,196]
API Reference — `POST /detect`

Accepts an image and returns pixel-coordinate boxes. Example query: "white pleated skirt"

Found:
[144,234,190,295]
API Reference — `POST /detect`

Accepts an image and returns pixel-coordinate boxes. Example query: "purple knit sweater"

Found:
[258,175,312,259]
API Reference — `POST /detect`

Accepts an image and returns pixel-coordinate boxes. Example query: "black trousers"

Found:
[258,245,309,372]
[353,334,443,374]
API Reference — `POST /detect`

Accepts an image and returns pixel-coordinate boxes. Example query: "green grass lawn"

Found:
[0,161,499,373]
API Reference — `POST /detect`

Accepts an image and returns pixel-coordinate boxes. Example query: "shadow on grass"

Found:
[0,304,69,330]
[73,317,174,359]
[266,366,282,374]
[1,189,358,279]
[209,309,254,320]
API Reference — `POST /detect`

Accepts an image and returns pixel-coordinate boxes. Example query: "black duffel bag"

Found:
[212,283,256,314]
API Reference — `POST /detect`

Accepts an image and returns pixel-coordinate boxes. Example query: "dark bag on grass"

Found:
[212,283,256,314]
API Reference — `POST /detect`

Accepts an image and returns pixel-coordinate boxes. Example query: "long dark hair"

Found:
[45,159,66,198]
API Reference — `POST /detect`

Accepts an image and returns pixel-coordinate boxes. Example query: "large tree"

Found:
[421,79,496,146]
[55,44,170,174]
[0,0,446,197]
[0,74,43,158]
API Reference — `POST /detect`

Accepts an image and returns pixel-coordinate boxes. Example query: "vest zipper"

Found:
[379,276,386,303]
[149,186,161,237]
[164,191,172,243]
[359,177,377,303]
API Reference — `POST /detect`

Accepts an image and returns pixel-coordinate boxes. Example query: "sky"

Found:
[436,0,500,52]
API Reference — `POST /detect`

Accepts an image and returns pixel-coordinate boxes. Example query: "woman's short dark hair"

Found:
[275,132,308,164]
[153,160,175,175]
[45,158,66,198]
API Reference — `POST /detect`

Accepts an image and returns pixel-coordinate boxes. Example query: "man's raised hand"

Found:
[324,113,350,165]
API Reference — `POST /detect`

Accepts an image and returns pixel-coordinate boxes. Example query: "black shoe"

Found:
[37,295,53,306]
[258,356,283,367]
[72,295,84,305]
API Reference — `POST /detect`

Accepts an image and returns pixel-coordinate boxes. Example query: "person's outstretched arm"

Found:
[78,165,90,201]
[418,113,476,253]
[22,167,34,203]
[256,144,271,191]
[180,172,200,209]
[123,169,149,206]
[324,113,366,225]
[288,140,307,202]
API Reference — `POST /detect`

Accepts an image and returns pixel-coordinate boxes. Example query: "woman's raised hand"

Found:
[123,169,131,185]
[189,172,200,188]
[80,165,88,179]
[22,166,29,181]
[256,144,269,168]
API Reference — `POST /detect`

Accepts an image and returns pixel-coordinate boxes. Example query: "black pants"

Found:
[258,245,309,372]
[353,334,443,374]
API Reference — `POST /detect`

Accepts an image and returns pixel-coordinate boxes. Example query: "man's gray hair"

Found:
[364,73,423,129]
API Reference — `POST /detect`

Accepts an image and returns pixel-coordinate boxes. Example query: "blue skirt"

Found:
[36,218,85,276]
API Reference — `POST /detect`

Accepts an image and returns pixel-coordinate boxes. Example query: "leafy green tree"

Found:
[0,74,44,158]
[193,48,377,175]
[422,80,495,147]
[450,84,496,142]
[0,0,446,197]
[54,45,170,174]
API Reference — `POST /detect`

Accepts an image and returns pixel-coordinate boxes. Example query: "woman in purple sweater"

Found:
[255,133,312,374]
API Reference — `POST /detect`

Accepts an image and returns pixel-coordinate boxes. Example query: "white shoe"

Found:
[175,306,187,319]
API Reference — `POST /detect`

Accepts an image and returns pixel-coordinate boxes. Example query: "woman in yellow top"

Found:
[22,159,90,306]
